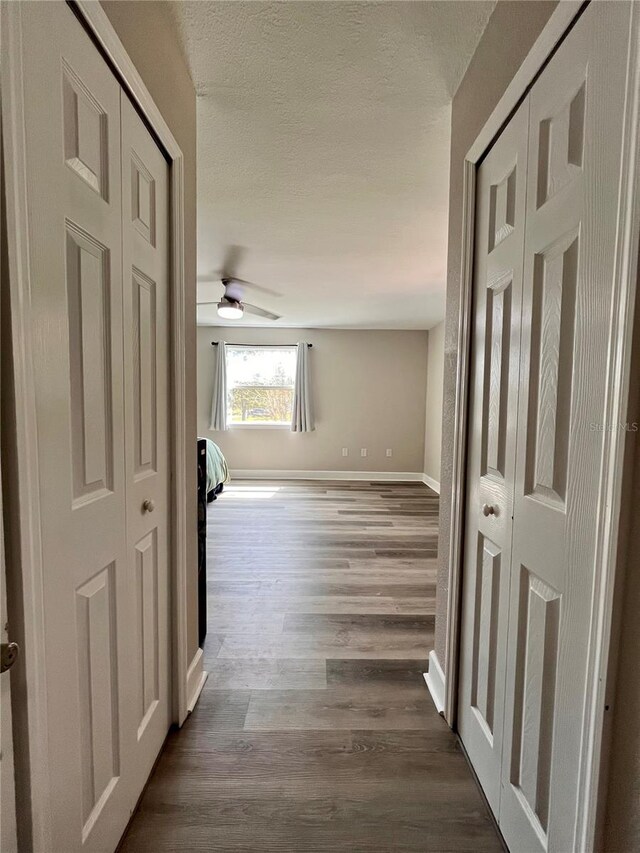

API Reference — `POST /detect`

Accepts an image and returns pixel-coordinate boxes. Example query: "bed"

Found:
[203,437,230,501]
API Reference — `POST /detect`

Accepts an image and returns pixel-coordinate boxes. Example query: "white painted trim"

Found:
[71,1,191,727]
[444,4,640,852]
[1,7,53,848]
[185,648,208,715]
[424,651,445,716]
[576,7,640,849]
[421,473,440,494]
[443,157,475,728]
[1,1,193,846]
[230,469,426,482]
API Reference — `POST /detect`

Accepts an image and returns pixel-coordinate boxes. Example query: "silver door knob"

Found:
[1,642,20,674]
[142,499,155,513]
[482,504,496,516]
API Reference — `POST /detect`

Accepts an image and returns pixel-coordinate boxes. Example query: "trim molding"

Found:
[230,469,426,482]
[185,648,208,715]
[575,6,640,847]
[1,7,53,847]
[421,473,440,494]
[424,651,445,716]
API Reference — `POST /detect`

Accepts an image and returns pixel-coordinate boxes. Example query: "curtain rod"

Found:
[211,341,312,348]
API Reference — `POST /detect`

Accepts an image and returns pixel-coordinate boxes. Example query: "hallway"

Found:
[120,481,502,851]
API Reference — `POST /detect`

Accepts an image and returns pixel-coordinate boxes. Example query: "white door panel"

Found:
[500,4,633,851]
[457,97,529,816]
[121,94,171,790]
[20,6,129,848]
[18,3,171,849]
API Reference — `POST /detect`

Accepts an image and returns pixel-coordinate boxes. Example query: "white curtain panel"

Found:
[209,341,228,431]
[291,341,315,432]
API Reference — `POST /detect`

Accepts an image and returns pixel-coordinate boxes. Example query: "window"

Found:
[226,345,297,427]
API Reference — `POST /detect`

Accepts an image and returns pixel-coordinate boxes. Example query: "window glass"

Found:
[226,345,297,426]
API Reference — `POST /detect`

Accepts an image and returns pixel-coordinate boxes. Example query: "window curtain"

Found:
[291,342,315,432]
[209,341,228,431]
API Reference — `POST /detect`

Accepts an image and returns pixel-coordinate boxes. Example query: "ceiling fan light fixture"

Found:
[217,300,244,320]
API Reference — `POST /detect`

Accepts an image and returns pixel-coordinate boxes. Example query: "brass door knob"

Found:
[482,504,496,517]
[142,499,155,513]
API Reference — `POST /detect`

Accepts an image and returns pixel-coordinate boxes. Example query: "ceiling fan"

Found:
[197,246,282,321]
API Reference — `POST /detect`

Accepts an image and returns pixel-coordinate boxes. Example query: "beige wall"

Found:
[101,1,200,660]
[435,0,558,667]
[424,320,444,485]
[198,327,428,473]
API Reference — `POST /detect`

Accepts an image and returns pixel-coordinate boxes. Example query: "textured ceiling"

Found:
[168,1,495,329]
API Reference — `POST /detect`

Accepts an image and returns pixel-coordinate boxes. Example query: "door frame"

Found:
[440,1,640,850]
[1,1,199,847]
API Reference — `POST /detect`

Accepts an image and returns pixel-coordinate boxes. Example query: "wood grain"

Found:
[119,480,502,852]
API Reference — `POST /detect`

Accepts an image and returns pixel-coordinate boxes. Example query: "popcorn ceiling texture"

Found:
[168,1,495,329]
[434,0,558,669]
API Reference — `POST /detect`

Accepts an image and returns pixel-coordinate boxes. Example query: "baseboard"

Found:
[231,469,423,483]
[421,473,440,493]
[424,650,445,716]
[230,469,425,482]
[185,647,207,715]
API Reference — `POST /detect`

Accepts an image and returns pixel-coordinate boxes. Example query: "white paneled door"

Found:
[501,3,633,851]
[19,3,170,850]
[457,97,529,816]
[459,3,634,851]
[121,93,171,798]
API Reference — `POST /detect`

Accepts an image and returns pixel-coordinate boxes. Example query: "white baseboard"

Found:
[185,647,207,715]
[424,650,445,716]
[421,473,440,494]
[230,469,426,482]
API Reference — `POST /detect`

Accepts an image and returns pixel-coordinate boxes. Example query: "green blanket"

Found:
[204,438,230,492]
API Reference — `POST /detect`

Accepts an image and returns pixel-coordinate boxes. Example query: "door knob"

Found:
[482,504,496,517]
[1,642,20,674]
[142,499,155,513]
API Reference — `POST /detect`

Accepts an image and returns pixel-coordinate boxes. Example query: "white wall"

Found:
[198,327,428,473]
[424,320,444,486]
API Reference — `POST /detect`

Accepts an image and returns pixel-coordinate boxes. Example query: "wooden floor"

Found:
[121,480,503,852]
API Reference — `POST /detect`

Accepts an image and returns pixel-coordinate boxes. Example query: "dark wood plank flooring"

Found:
[120,480,502,852]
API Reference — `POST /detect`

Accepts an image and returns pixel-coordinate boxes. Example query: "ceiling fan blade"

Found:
[243,302,281,321]
[196,300,221,305]
[221,244,245,278]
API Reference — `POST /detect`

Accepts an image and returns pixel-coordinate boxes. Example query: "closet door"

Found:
[121,94,171,793]
[500,3,634,851]
[457,98,529,815]
[18,4,133,850]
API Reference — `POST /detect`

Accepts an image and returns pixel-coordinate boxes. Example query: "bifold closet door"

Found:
[499,3,634,851]
[19,4,131,850]
[17,3,170,850]
[457,97,529,816]
[121,93,171,796]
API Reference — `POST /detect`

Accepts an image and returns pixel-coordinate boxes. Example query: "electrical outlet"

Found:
[360,448,367,458]
[386,448,393,457]
[342,447,349,457]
